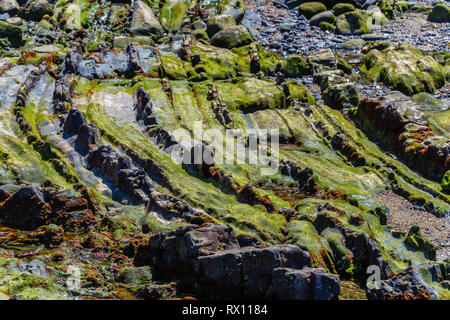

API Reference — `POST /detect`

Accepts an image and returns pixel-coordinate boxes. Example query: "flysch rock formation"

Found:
[0,0,448,300]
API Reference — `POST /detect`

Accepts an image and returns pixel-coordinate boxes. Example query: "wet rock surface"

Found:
[0,0,448,301]
[354,91,449,181]
[135,223,340,299]
[366,263,449,299]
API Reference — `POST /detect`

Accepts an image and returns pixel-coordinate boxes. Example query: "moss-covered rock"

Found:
[367,5,389,25]
[314,69,346,88]
[319,21,336,32]
[336,10,372,35]
[217,77,286,111]
[211,25,253,49]
[0,21,22,47]
[362,43,447,95]
[354,91,449,181]
[193,28,210,44]
[323,82,359,109]
[192,41,249,79]
[442,171,450,192]
[130,0,163,36]
[412,92,448,111]
[288,80,316,105]
[307,48,336,73]
[19,0,51,21]
[404,225,436,260]
[285,219,334,269]
[340,38,366,50]
[322,227,352,276]
[298,2,327,19]
[310,10,336,26]
[206,14,236,38]
[428,3,450,23]
[379,0,412,18]
[332,3,355,16]
[284,55,310,77]
[337,59,352,74]
[113,36,154,50]
[61,3,81,31]
[116,266,152,285]
[0,0,19,15]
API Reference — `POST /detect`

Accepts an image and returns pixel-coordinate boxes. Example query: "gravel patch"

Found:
[375,190,449,262]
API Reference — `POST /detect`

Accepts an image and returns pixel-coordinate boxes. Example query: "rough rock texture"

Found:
[0,185,96,231]
[428,4,450,23]
[206,14,236,38]
[0,0,19,15]
[135,223,340,299]
[298,2,327,19]
[20,0,52,21]
[355,91,449,181]
[323,82,360,109]
[0,0,448,301]
[335,10,372,35]
[130,1,163,36]
[211,25,253,49]
[366,265,445,300]
[362,43,447,95]
[0,20,22,47]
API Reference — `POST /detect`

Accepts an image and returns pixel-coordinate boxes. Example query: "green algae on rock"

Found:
[361,43,447,95]
[284,55,311,78]
[130,0,163,36]
[0,0,448,301]
[298,2,327,19]
[206,13,236,38]
[310,10,336,26]
[442,171,450,193]
[332,3,355,16]
[335,10,372,35]
[0,20,22,47]
[323,82,360,109]
[211,25,253,49]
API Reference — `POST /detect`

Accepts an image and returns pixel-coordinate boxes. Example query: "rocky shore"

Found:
[0,0,449,300]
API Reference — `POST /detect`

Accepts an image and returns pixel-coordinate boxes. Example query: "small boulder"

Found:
[0,0,19,15]
[130,0,163,36]
[0,20,22,47]
[428,3,450,23]
[404,225,436,260]
[298,2,327,19]
[42,224,64,248]
[323,82,360,109]
[0,184,47,230]
[336,10,372,35]
[310,10,336,26]
[284,55,310,78]
[271,268,310,299]
[75,124,102,155]
[366,266,436,300]
[332,3,355,16]
[211,25,253,49]
[116,267,152,285]
[20,0,52,21]
[286,0,308,9]
[412,92,448,112]
[442,171,450,192]
[64,108,87,136]
[206,14,236,38]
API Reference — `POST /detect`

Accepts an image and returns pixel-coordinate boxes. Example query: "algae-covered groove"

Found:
[0,0,449,300]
